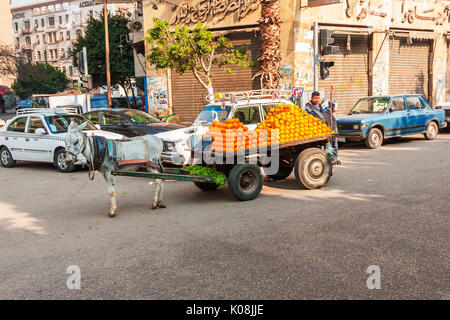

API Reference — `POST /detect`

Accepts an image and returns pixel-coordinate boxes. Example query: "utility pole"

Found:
[314,21,318,91]
[103,0,112,108]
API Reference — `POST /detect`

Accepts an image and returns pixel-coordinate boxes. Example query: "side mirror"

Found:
[35,128,46,135]
[94,124,101,130]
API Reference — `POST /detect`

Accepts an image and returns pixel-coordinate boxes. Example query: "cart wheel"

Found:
[294,148,331,190]
[228,164,263,201]
[193,181,219,192]
[264,165,293,181]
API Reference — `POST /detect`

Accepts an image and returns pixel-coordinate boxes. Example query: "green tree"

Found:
[145,18,253,100]
[11,62,69,99]
[72,10,136,106]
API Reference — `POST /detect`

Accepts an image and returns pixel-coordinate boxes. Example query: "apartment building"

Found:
[10,0,132,81]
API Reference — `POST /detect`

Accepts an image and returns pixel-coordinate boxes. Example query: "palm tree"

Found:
[255,0,282,89]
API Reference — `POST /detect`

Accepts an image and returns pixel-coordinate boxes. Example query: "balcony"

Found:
[58,24,67,29]
[21,43,34,51]
[21,27,32,35]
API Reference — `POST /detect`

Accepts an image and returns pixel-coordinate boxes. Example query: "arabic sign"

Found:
[292,87,304,97]
[170,0,260,25]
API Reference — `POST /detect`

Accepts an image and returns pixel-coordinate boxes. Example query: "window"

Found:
[48,32,52,42]
[24,21,30,30]
[25,36,31,45]
[44,50,47,61]
[41,18,45,27]
[123,110,161,124]
[54,49,58,59]
[45,115,96,134]
[66,31,70,40]
[85,112,100,124]
[103,113,127,126]
[76,29,82,38]
[36,35,40,44]
[14,22,18,32]
[61,48,65,58]
[38,51,41,60]
[66,15,69,23]
[59,16,62,24]
[42,34,45,43]
[7,117,27,133]
[27,117,46,134]
[69,66,73,76]
[48,16,55,26]
[233,106,261,125]
[60,32,64,42]
[406,96,425,110]
[390,98,406,112]
[50,50,54,59]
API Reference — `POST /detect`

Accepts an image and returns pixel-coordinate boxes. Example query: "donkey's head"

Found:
[64,121,89,162]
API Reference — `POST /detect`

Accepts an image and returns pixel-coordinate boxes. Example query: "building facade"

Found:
[142,0,450,123]
[0,0,15,87]
[10,0,131,81]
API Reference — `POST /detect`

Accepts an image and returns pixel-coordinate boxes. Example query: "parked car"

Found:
[90,96,143,110]
[83,108,184,138]
[0,108,124,172]
[155,90,295,166]
[16,95,50,110]
[434,101,450,131]
[337,94,447,149]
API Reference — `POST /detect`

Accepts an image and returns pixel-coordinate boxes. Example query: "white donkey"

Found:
[64,121,166,217]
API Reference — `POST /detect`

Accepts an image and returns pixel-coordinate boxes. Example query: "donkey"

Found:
[64,121,166,217]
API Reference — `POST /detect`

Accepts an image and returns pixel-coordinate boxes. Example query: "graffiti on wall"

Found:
[170,0,260,25]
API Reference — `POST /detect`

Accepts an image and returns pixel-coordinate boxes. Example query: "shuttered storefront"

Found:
[389,36,431,99]
[319,34,370,117]
[446,40,450,101]
[171,32,261,124]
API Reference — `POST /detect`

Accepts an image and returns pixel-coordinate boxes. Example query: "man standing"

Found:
[0,95,5,114]
[305,91,339,164]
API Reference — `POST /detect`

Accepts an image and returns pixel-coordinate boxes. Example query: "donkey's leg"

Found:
[102,171,117,217]
[156,179,165,209]
[145,165,163,210]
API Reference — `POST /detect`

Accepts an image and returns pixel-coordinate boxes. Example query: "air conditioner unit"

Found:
[128,20,143,33]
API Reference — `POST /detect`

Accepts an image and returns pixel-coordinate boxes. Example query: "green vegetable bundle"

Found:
[185,166,227,187]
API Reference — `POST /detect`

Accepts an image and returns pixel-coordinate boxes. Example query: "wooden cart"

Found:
[113,134,337,202]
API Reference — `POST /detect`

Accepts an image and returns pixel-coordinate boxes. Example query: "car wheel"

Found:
[0,147,16,168]
[54,149,75,173]
[365,128,383,149]
[424,122,438,140]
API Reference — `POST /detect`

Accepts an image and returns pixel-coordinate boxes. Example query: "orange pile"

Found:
[257,104,334,144]
[206,119,254,152]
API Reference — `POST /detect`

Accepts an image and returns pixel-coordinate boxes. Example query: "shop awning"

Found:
[390,30,438,40]
[0,85,12,95]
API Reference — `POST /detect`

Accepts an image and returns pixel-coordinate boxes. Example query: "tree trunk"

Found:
[119,83,131,108]
[257,0,282,89]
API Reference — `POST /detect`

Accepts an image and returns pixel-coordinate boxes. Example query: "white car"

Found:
[0,108,124,172]
[155,90,295,166]
[436,102,450,129]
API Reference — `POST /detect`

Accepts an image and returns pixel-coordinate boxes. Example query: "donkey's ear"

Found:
[68,121,78,131]
[79,121,89,130]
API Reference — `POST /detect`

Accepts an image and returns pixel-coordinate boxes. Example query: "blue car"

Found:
[337,94,447,149]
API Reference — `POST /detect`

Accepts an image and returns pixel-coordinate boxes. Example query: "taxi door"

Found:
[23,116,51,162]
[3,116,28,160]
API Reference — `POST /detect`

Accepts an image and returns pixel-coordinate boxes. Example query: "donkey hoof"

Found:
[158,204,167,209]
[151,204,158,210]
[108,210,116,218]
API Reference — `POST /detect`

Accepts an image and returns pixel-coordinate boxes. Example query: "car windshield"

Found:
[193,105,232,125]
[123,110,162,125]
[45,115,96,134]
[349,98,390,114]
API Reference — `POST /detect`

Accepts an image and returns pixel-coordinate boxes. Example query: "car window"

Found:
[85,112,100,124]
[390,98,406,112]
[45,115,96,134]
[7,117,27,133]
[103,112,126,126]
[406,96,425,110]
[123,110,161,124]
[233,106,261,125]
[27,117,47,133]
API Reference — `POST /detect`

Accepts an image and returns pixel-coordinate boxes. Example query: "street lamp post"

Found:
[103,0,112,108]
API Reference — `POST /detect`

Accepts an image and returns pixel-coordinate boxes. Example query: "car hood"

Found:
[137,123,185,131]
[337,113,382,122]
[155,125,208,143]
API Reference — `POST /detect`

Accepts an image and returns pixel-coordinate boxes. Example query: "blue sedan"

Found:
[337,94,447,149]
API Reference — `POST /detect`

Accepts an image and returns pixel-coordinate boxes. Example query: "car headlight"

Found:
[163,141,175,152]
[353,123,360,130]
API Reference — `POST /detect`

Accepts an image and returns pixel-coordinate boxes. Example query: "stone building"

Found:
[10,0,134,81]
[142,0,450,123]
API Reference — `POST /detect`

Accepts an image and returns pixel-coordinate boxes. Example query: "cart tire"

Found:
[264,165,293,181]
[365,128,383,149]
[294,148,331,190]
[228,164,263,201]
[0,147,16,168]
[193,181,219,192]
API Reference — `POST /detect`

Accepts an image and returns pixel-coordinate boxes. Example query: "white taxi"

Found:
[0,108,124,172]
[155,90,295,166]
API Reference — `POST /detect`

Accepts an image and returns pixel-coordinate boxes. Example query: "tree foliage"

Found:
[144,18,253,95]
[72,10,136,103]
[11,62,69,99]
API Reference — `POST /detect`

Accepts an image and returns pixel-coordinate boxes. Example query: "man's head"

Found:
[311,91,321,105]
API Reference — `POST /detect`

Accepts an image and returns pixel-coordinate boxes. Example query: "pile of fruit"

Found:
[257,104,334,144]
[205,105,335,152]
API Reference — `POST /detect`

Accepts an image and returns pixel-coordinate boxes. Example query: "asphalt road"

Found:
[0,132,449,299]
